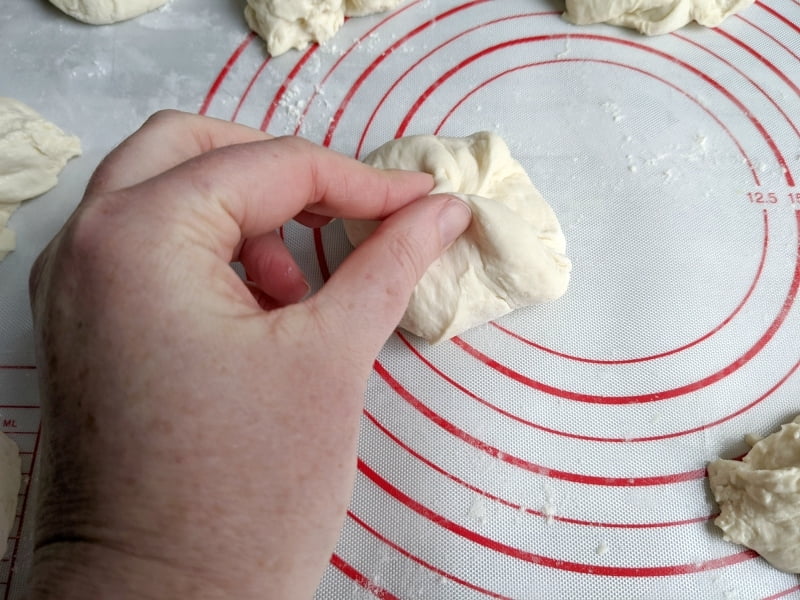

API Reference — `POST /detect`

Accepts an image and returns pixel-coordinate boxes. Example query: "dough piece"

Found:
[245,0,404,56]
[48,0,169,24]
[563,0,753,35]
[708,416,800,573]
[0,433,20,558]
[344,132,571,344]
[345,0,404,17]
[0,98,81,262]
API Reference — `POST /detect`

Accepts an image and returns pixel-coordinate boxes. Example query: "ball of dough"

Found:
[0,98,81,262]
[0,433,20,558]
[344,132,571,344]
[245,0,405,57]
[708,416,800,573]
[48,0,169,24]
[563,0,754,35]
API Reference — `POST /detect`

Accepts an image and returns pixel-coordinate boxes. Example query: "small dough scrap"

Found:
[708,416,800,573]
[0,433,20,558]
[0,97,81,262]
[563,0,753,35]
[245,0,404,56]
[48,0,170,24]
[344,132,571,343]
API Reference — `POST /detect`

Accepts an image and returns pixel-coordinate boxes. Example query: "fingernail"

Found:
[437,195,472,247]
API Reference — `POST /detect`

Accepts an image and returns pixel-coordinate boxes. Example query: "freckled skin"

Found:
[26,111,470,600]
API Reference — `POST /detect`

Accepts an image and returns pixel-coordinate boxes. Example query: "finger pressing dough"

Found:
[344,132,571,344]
[708,416,800,573]
[563,0,753,35]
[48,0,170,24]
[0,433,20,558]
[245,0,405,57]
[0,97,81,262]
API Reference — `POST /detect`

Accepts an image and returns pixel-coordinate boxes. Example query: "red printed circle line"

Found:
[433,53,773,190]
[448,210,800,405]
[291,0,425,137]
[764,584,800,600]
[690,31,800,141]
[231,56,272,123]
[330,553,399,599]
[198,33,255,116]
[3,421,40,600]
[346,509,514,599]
[261,45,320,132]
[736,14,800,63]
[397,332,800,443]
[755,0,800,36]
[324,0,493,148]
[373,360,708,486]
[365,407,714,527]
[489,210,768,365]
[353,8,533,157]
[357,458,757,576]
[396,34,792,187]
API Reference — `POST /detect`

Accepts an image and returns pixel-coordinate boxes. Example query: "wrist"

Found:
[28,540,229,600]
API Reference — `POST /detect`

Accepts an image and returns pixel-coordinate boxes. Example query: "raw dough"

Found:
[0,98,81,262]
[48,0,170,24]
[708,416,800,573]
[0,433,20,558]
[245,0,405,56]
[344,132,571,343]
[563,0,754,35]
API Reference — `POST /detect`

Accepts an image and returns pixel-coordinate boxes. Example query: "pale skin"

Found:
[26,110,472,599]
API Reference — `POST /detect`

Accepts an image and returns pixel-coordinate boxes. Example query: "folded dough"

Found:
[563,0,753,35]
[708,416,800,573]
[0,97,81,262]
[344,132,571,344]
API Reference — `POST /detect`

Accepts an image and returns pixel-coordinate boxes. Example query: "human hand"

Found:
[27,111,471,599]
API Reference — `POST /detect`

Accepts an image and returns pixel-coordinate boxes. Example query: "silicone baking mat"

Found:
[1,0,799,598]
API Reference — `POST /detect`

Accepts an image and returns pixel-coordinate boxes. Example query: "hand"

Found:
[27,110,471,600]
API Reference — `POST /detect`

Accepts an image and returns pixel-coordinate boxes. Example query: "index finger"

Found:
[122,136,434,258]
[86,110,274,195]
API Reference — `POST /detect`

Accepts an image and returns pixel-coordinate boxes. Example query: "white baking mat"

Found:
[1,0,799,598]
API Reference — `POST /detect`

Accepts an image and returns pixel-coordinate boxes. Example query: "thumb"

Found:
[313,194,472,357]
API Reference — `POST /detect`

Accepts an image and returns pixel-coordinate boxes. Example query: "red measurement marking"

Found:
[330,554,400,600]
[4,421,40,600]
[198,33,255,116]
[755,1,800,36]
[259,45,319,132]
[0,366,35,371]
[374,360,707,486]
[292,0,424,138]
[346,510,514,599]
[492,210,769,364]
[231,57,272,123]
[450,209,800,405]
[398,333,800,443]
[364,408,713,528]
[763,584,800,600]
[358,459,757,576]
[736,14,800,62]
[323,0,491,148]
[398,34,772,185]
[313,228,330,281]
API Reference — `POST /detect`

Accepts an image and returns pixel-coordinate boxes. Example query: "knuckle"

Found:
[143,108,186,129]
